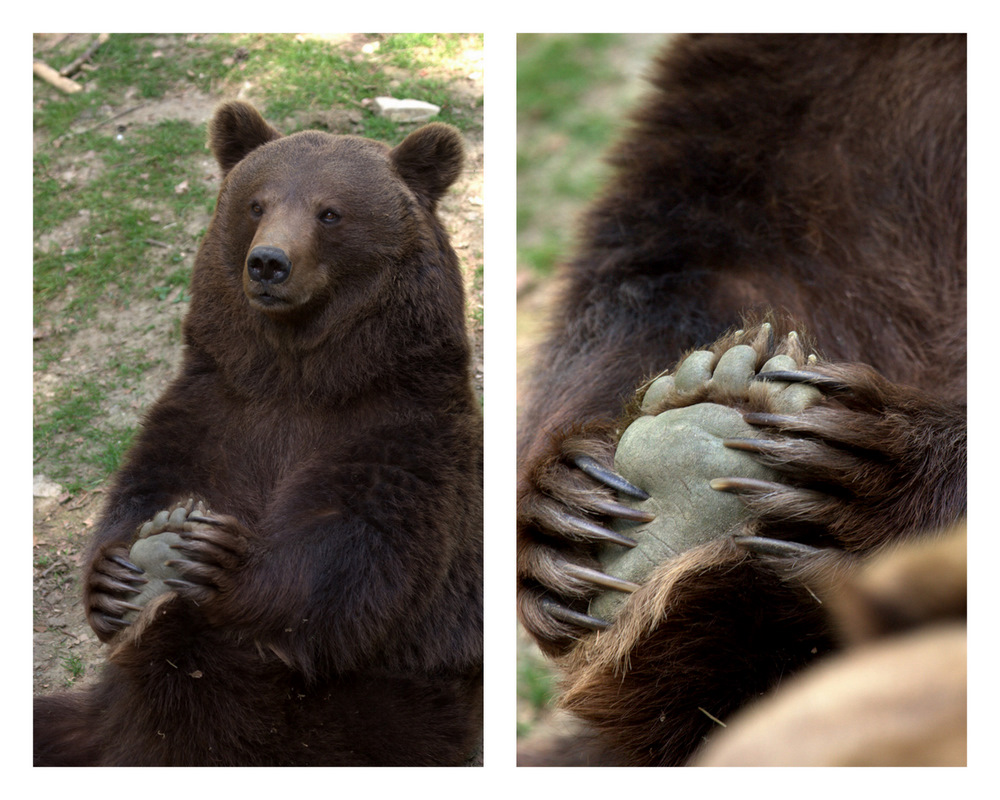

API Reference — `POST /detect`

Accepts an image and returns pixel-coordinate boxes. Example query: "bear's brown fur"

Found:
[34,102,483,766]
[693,523,966,766]
[517,34,965,766]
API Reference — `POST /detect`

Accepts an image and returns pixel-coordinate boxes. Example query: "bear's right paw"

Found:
[86,544,149,640]
[517,426,655,654]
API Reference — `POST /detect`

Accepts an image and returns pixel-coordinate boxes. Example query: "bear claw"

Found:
[108,554,145,574]
[97,614,130,630]
[754,369,850,394]
[733,535,821,558]
[588,496,657,523]
[574,455,650,500]
[163,578,204,591]
[721,437,777,455]
[186,514,223,527]
[709,476,787,495]
[541,597,610,631]
[563,562,641,594]
[539,504,639,548]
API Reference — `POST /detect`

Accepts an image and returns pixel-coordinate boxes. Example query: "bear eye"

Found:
[318,208,341,224]
[249,201,263,217]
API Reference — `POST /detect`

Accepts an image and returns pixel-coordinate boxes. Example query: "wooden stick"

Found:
[59,33,110,77]
[32,60,82,94]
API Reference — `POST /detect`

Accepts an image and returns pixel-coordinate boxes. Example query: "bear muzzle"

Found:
[246,245,291,286]
[244,245,296,310]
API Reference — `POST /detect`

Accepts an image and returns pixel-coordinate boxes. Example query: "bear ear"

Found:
[390,123,465,209]
[210,101,283,176]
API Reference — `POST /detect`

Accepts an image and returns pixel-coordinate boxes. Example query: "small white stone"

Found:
[372,97,441,122]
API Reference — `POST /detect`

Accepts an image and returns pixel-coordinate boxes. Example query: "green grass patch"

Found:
[33,118,208,325]
[33,372,137,492]
[516,656,557,737]
[34,33,482,494]
[516,34,659,276]
[62,654,86,681]
[230,33,482,140]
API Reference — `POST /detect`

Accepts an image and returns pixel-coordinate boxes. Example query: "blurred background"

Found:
[515,32,665,747]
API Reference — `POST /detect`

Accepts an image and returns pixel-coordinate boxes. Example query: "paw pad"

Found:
[588,326,823,620]
[124,499,208,622]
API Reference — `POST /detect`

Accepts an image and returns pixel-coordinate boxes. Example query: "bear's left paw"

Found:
[711,359,966,550]
[161,506,248,608]
[126,499,247,619]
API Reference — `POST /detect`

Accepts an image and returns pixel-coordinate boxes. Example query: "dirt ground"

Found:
[32,34,485,728]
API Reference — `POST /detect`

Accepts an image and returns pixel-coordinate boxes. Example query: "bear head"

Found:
[202,101,465,321]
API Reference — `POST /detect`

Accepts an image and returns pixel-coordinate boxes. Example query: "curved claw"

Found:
[97,614,130,630]
[98,576,148,595]
[163,578,205,591]
[754,370,850,394]
[722,437,776,454]
[541,505,638,548]
[574,455,650,500]
[589,496,656,522]
[742,411,797,429]
[733,535,822,558]
[540,597,610,631]
[710,476,788,495]
[186,514,223,527]
[563,562,641,594]
[108,554,145,574]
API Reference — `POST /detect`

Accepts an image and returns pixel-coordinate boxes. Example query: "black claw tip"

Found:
[186,514,222,526]
[733,535,822,558]
[541,597,610,631]
[109,554,145,574]
[574,455,650,500]
[754,370,849,393]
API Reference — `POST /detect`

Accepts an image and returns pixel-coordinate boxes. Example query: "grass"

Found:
[33,33,481,492]
[33,120,211,322]
[516,34,660,276]
[516,655,558,737]
[61,654,86,682]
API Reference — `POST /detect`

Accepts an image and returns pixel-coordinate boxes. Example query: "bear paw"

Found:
[587,324,826,620]
[86,499,246,638]
[516,423,660,651]
[86,544,150,639]
[122,499,213,623]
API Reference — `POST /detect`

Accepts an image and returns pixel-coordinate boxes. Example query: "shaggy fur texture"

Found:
[693,524,966,766]
[34,103,483,766]
[517,34,965,766]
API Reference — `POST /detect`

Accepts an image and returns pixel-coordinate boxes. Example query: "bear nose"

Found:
[246,245,291,285]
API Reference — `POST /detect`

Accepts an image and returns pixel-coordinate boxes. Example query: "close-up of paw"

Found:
[590,325,825,620]
[124,499,213,622]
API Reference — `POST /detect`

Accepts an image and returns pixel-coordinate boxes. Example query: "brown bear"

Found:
[517,34,965,766]
[34,101,483,766]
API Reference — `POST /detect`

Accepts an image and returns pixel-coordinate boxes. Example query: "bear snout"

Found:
[246,245,291,285]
